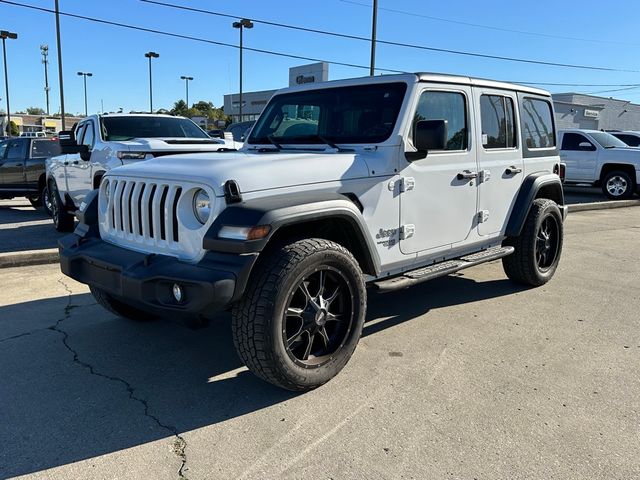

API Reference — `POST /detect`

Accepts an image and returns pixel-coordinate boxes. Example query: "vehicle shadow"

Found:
[0,274,526,477]
[0,222,65,253]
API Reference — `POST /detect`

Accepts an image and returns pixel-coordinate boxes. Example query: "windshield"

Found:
[590,132,628,148]
[248,82,407,145]
[100,116,209,141]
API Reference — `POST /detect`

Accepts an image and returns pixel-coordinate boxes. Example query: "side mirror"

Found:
[407,120,448,160]
[579,141,595,151]
[79,144,91,161]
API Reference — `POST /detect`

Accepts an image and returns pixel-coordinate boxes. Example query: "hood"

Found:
[115,137,231,152]
[107,150,372,195]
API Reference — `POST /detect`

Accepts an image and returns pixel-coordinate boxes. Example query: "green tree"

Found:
[170,100,188,117]
[6,121,19,136]
[26,106,46,115]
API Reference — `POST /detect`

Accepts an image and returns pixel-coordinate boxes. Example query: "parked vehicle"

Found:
[224,120,255,149]
[20,131,48,138]
[558,129,640,199]
[610,131,640,147]
[0,136,60,210]
[60,73,566,391]
[47,114,233,231]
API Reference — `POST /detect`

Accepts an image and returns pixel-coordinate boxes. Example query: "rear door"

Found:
[474,89,522,236]
[0,138,27,188]
[26,138,61,189]
[559,132,598,182]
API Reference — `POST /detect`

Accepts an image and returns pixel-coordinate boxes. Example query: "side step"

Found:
[373,246,514,293]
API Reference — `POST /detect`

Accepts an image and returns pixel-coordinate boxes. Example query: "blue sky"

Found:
[1,0,640,115]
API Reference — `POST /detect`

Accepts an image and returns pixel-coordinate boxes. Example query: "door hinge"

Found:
[389,177,416,192]
[400,224,415,240]
[477,210,490,223]
[479,170,491,183]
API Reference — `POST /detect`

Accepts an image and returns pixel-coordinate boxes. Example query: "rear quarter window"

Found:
[521,97,555,150]
[32,139,61,158]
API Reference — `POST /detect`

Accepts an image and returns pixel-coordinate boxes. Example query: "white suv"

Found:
[60,73,566,391]
[47,113,234,231]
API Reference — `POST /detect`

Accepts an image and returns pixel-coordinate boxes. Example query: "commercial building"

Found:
[1,113,85,136]
[224,62,329,123]
[552,93,640,131]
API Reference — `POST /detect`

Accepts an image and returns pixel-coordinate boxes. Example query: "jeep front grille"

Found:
[106,179,183,243]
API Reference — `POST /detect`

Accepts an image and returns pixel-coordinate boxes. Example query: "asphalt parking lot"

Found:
[1,206,639,479]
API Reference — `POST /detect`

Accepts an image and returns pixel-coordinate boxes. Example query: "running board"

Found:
[373,246,514,293]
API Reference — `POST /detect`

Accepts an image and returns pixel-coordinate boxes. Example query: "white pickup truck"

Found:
[47,114,234,231]
[558,129,640,199]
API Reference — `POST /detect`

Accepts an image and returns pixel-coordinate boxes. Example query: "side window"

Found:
[413,91,467,151]
[6,139,26,159]
[74,124,86,146]
[81,122,95,148]
[480,95,516,149]
[521,98,555,149]
[615,134,640,147]
[0,140,7,159]
[561,133,594,151]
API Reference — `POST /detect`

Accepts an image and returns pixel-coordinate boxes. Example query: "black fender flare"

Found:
[203,192,381,274]
[505,172,564,237]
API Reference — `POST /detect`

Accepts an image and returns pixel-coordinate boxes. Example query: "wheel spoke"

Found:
[299,281,320,310]
[286,307,304,318]
[325,312,342,323]
[318,326,330,348]
[325,285,341,306]
[302,333,314,360]
[317,270,326,298]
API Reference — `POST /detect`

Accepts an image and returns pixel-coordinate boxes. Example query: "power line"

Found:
[510,82,640,87]
[583,85,640,95]
[340,0,640,47]
[0,0,405,74]
[140,0,640,73]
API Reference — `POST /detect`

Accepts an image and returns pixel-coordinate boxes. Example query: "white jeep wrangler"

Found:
[59,73,566,391]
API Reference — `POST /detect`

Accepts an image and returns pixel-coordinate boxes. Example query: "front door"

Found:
[559,132,598,182]
[400,87,478,255]
[0,138,27,188]
[475,89,523,236]
[66,121,95,206]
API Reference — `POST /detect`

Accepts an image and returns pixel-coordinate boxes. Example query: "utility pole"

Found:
[144,51,159,113]
[369,0,378,76]
[40,44,50,115]
[1,30,17,136]
[54,0,66,130]
[180,75,193,107]
[232,19,253,123]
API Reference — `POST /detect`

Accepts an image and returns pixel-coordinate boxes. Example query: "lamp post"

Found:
[144,51,160,113]
[180,75,193,107]
[40,44,51,115]
[77,71,92,116]
[232,19,253,123]
[1,30,17,136]
[369,0,378,76]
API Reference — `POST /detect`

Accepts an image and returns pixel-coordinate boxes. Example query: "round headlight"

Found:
[193,189,211,224]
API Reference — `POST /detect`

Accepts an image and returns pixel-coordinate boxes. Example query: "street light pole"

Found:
[232,19,253,123]
[180,75,193,107]
[144,51,159,113]
[369,0,378,76]
[40,44,50,115]
[54,0,66,130]
[77,71,93,116]
[1,30,17,137]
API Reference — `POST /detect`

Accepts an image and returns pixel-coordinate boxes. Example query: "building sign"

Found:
[289,62,329,87]
[584,109,599,119]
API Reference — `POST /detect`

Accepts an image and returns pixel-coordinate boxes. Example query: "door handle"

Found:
[72,160,79,165]
[505,166,523,175]
[63,161,69,166]
[457,170,478,180]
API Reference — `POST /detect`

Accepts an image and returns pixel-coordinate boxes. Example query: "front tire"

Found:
[49,180,75,232]
[90,286,157,321]
[232,239,367,391]
[602,170,634,200]
[502,198,563,287]
[28,196,42,208]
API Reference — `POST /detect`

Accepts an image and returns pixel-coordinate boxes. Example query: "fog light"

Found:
[172,284,184,303]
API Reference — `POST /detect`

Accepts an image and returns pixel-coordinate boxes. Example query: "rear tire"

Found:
[42,186,53,216]
[49,180,75,232]
[602,170,634,200]
[502,198,563,287]
[90,286,157,321]
[232,238,366,391]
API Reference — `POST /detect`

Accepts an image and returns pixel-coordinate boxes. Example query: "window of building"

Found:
[480,95,516,149]
[521,98,555,149]
[412,91,467,150]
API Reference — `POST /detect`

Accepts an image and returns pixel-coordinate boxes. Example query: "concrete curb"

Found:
[0,248,59,269]
[568,199,640,213]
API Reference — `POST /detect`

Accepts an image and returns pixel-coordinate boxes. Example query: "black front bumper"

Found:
[59,235,257,317]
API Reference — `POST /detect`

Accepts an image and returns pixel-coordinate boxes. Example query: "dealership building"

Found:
[552,93,640,131]
[224,62,329,123]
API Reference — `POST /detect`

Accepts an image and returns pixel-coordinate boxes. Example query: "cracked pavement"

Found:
[1,207,640,479]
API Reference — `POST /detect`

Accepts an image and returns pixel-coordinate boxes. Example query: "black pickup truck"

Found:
[0,136,60,209]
